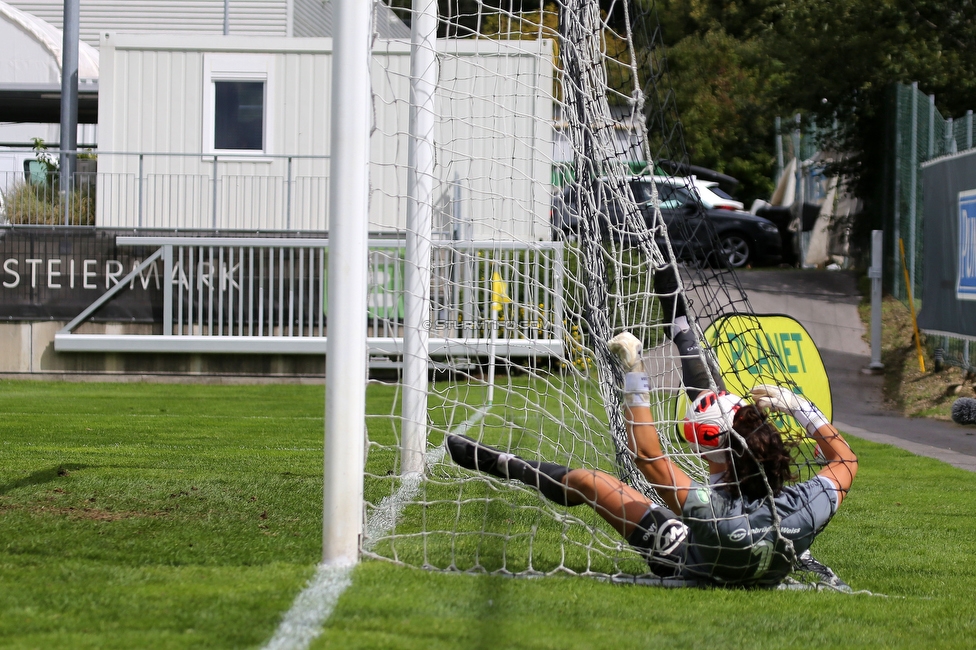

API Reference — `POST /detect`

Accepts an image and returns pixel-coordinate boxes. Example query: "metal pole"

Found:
[793,113,802,161]
[868,230,884,371]
[60,0,79,225]
[915,92,935,296]
[212,155,219,229]
[794,114,805,264]
[487,305,499,404]
[401,0,438,477]
[908,83,918,298]
[774,116,783,185]
[223,0,229,35]
[163,244,173,336]
[138,153,144,228]
[968,110,973,150]
[323,0,371,566]
[892,85,905,300]
[286,156,293,230]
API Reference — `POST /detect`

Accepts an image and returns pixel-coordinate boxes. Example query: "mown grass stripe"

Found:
[261,406,489,650]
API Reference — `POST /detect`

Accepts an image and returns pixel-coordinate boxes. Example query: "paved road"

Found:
[738,269,976,471]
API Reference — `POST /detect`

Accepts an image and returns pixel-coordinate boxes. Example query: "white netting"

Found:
[360,0,844,588]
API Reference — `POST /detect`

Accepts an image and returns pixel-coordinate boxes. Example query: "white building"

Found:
[1,0,411,45]
[96,34,555,238]
[0,0,554,238]
[0,0,408,149]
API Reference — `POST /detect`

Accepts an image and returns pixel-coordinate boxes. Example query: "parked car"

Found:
[690,178,745,211]
[652,177,781,267]
[552,176,782,268]
[552,177,713,263]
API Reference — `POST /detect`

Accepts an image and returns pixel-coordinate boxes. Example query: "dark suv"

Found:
[552,176,782,268]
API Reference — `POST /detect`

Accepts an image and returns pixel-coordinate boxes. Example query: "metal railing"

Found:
[0,151,331,231]
[54,237,566,359]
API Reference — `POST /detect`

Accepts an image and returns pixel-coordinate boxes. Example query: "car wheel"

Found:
[719,232,752,268]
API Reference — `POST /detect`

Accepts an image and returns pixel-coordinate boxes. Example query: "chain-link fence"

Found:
[886,82,976,373]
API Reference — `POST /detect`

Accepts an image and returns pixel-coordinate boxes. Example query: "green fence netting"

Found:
[886,82,976,373]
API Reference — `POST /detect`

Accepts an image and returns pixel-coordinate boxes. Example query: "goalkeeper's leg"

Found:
[563,465,689,578]
[446,434,581,506]
[446,434,655,533]
[446,428,688,577]
[654,265,724,398]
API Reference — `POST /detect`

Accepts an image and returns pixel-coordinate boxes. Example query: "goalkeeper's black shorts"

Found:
[626,505,689,579]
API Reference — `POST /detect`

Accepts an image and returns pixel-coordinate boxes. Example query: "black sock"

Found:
[654,266,687,333]
[674,326,726,396]
[447,435,579,506]
[507,458,577,506]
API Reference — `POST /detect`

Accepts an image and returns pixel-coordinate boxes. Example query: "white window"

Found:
[203,54,275,155]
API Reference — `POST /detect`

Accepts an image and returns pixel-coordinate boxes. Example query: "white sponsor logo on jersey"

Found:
[658,521,689,555]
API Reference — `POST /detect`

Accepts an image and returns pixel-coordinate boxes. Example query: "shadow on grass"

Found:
[0,463,88,495]
[882,343,911,412]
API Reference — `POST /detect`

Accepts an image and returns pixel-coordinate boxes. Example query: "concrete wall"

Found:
[0,321,326,378]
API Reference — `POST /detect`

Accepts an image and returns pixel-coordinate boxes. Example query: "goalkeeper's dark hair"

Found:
[724,404,796,500]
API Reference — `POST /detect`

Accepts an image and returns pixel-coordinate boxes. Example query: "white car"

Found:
[690,178,745,211]
[650,175,745,211]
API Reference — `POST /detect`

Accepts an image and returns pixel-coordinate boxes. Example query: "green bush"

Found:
[3,181,95,226]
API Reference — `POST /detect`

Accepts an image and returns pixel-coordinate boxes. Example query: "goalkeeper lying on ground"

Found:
[447,268,858,587]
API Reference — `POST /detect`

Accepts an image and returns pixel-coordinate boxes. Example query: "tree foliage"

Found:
[646,0,976,217]
[662,28,780,205]
[766,0,976,229]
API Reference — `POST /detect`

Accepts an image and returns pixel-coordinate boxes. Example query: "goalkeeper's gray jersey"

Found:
[679,476,838,586]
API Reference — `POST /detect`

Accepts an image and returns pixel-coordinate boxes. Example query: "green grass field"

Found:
[2,379,975,649]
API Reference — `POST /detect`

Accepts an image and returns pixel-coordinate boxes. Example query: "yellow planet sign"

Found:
[704,313,831,420]
[675,313,832,437]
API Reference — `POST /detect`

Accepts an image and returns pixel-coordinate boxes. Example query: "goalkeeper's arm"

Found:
[808,421,858,507]
[751,385,858,506]
[609,332,693,514]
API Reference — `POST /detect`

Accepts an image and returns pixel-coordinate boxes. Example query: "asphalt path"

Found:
[737,269,976,472]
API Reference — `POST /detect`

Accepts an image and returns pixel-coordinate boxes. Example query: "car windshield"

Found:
[631,179,696,210]
[690,184,734,209]
[709,186,737,200]
[659,185,694,209]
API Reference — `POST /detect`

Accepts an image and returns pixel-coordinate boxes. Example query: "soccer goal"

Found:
[326,0,842,588]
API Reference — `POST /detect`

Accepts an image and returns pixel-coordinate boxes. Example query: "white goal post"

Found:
[323,0,371,566]
[401,0,439,478]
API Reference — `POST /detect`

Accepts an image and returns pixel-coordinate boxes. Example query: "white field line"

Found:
[262,562,354,650]
[262,406,489,650]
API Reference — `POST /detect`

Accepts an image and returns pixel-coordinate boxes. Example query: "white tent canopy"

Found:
[0,0,98,84]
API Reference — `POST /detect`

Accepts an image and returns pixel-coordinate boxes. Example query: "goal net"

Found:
[360,0,841,588]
